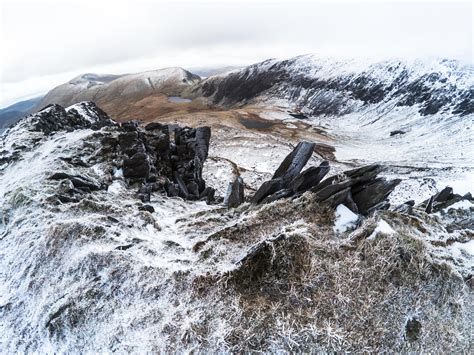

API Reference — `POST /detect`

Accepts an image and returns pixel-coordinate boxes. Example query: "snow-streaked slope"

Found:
[197,55,473,117]
[36,68,201,109]
[193,55,474,168]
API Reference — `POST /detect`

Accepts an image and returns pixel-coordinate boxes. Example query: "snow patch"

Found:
[108,180,125,194]
[446,200,474,210]
[368,220,395,240]
[333,204,359,233]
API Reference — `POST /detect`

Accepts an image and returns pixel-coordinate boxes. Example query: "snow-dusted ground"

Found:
[1,53,473,352]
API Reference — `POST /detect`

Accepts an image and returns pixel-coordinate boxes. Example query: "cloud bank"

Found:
[0,0,472,107]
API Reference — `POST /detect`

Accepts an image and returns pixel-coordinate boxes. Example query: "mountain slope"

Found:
[0,103,472,352]
[186,55,473,169]
[36,68,201,111]
[192,55,473,117]
[0,96,44,130]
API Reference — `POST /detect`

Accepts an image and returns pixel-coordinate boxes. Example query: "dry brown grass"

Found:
[186,193,472,353]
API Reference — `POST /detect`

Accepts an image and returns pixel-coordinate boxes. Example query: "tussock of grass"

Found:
[187,194,472,352]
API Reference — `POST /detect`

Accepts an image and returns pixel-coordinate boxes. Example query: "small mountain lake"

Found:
[239,117,275,129]
[168,96,192,103]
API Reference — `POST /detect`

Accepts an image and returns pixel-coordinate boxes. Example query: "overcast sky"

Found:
[0,0,472,108]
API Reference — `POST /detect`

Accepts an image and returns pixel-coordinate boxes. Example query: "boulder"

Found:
[49,172,102,192]
[224,176,245,208]
[390,130,406,136]
[49,172,71,180]
[69,176,102,192]
[138,204,155,213]
[138,184,152,203]
[165,181,179,197]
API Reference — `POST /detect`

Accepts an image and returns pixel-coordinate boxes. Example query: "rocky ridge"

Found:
[193,55,473,117]
[0,102,472,353]
[0,102,215,206]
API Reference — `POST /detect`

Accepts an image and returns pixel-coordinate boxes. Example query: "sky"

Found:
[0,0,472,108]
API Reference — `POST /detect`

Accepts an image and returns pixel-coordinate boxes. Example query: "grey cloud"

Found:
[0,1,472,105]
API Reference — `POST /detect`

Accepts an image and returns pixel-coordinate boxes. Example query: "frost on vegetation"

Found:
[367,219,395,240]
[0,104,473,353]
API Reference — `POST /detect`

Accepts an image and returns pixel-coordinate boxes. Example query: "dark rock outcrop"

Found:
[390,130,406,136]
[34,103,114,134]
[312,165,400,215]
[138,204,155,213]
[272,141,316,183]
[420,186,471,213]
[49,172,102,193]
[251,179,284,204]
[251,142,316,203]
[112,121,215,202]
[251,142,400,215]
[14,103,216,204]
[224,175,245,208]
[288,161,330,193]
[123,153,150,179]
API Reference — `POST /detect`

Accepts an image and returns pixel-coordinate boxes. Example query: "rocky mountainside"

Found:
[0,102,473,352]
[186,55,474,169]
[192,55,473,117]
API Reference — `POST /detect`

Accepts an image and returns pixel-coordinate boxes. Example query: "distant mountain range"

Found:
[34,68,200,112]
[0,96,43,130]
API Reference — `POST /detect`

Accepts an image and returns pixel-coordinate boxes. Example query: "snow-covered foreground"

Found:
[0,103,472,352]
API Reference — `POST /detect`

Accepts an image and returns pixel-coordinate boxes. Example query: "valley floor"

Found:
[115,96,473,205]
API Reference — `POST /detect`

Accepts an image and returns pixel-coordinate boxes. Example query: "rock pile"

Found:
[102,119,215,203]
[35,103,115,134]
[251,141,401,215]
[6,102,216,205]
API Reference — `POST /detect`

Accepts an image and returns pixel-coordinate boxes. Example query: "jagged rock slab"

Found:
[224,175,245,208]
[252,141,316,204]
[288,161,330,193]
[420,186,472,213]
[272,141,316,184]
[251,178,284,204]
[351,178,402,215]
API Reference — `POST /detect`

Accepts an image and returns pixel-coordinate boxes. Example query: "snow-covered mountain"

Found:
[194,55,473,117]
[189,55,474,169]
[1,56,473,353]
